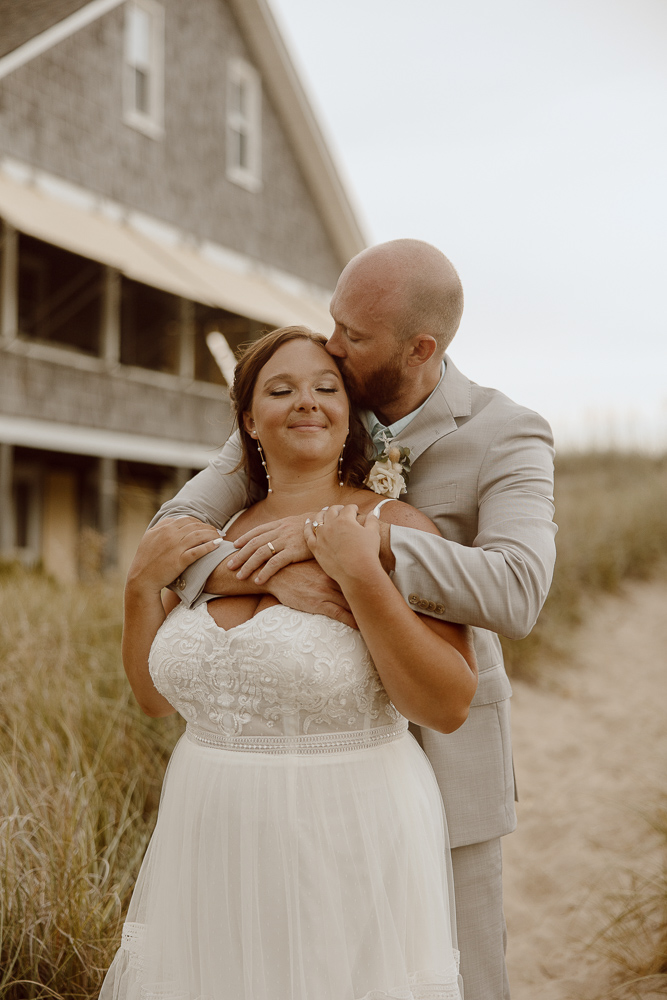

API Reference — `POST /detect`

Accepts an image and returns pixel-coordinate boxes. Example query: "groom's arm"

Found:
[215,412,556,638]
[388,410,557,640]
[150,431,252,607]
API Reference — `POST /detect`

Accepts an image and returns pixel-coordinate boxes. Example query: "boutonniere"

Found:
[365,444,412,499]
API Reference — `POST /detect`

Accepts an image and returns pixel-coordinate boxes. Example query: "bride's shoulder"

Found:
[357,493,439,537]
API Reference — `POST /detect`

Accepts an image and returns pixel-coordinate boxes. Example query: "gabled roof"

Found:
[0,0,91,59]
[0,0,366,267]
[228,0,366,264]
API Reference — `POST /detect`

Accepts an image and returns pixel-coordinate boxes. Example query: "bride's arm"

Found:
[123,519,224,717]
[305,504,478,734]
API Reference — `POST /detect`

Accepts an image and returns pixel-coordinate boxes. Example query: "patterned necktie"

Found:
[367,415,395,456]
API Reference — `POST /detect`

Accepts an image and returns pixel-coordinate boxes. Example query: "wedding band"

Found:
[267,541,276,554]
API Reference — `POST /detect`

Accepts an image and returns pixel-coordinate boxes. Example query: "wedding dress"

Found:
[100,575,462,999]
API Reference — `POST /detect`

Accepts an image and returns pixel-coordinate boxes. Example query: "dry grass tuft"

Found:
[585,806,667,999]
[501,452,667,679]
[0,567,183,999]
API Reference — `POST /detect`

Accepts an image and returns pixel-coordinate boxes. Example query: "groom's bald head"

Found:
[335,239,464,355]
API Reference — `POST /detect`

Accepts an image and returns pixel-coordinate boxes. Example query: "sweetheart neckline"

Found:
[200,601,285,635]
[177,602,356,638]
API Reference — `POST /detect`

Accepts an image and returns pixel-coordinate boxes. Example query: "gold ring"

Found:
[267,541,276,554]
[312,521,319,535]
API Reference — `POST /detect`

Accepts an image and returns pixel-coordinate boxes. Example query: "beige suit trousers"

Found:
[452,838,511,1000]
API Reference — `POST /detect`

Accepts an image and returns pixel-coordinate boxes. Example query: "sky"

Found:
[269,0,667,451]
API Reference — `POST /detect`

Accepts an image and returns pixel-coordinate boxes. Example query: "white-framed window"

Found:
[226,58,262,192]
[123,0,164,139]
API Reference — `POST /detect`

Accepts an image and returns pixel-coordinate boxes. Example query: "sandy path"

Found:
[503,578,667,999]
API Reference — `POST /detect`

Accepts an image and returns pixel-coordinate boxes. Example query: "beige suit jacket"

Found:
[152,355,557,847]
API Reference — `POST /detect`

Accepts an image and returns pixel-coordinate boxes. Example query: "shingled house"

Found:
[0,0,364,580]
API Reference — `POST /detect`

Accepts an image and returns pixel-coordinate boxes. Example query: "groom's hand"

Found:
[226,514,312,584]
[266,561,357,630]
[202,550,356,629]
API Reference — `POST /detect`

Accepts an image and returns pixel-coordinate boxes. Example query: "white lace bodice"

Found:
[149,603,400,743]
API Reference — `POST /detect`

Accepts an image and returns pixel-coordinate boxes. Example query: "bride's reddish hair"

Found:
[229,326,372,495]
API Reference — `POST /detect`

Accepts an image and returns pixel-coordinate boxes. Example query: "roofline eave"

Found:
[227,0,367,267]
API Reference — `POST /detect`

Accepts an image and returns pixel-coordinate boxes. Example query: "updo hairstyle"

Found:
[230,326,372,496]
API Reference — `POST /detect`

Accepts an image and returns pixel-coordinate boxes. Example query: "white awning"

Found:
[0,172,332,331]
[0,414,217,469]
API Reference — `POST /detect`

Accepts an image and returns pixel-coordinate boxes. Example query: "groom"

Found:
[152,239,557,999]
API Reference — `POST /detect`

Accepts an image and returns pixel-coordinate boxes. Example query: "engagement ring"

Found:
[267,541,276,554]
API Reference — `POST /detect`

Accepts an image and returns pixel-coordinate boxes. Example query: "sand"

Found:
[503,578,667,999]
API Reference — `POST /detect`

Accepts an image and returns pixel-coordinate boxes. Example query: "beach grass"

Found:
[0,567,182,999]
[1,451,666,997]
[501,452,667,680]
[587,804,667,999]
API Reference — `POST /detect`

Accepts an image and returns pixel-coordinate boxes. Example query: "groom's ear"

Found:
[406,335,438,368]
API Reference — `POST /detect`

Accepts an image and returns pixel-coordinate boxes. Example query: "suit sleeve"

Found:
[390,410,557,640]
[149,431,252,608]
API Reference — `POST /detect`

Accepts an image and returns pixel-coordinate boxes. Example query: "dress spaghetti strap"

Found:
[370,497,399,518]
[218,508,247,538]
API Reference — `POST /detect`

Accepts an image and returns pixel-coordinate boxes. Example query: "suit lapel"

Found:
[392,354,472,463]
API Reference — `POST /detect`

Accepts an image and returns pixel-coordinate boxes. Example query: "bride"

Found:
[100,326,477,1000]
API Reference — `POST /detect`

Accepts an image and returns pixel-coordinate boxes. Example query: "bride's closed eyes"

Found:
[261,364,344,396]
[269,386,339,397]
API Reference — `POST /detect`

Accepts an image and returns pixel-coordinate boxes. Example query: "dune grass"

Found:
[587,804,667,999]
[0,451,666,997]
[0,567,182,999]
[501,452,667,679]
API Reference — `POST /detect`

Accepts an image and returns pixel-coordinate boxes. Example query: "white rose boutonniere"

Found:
[365,445,412,499]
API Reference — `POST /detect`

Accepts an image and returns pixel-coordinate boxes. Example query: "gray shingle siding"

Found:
[0,0,343,290]
[1,353,231,446]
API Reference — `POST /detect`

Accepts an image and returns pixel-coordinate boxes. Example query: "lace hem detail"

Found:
[139,987,199,999]
[120,921,146,972]
[357,962,462,999]
[358,986,460,1000]
[113,928,459,1000]
[185,718,409,754]
[120,921,145,953]
[122,967,461,1000]
[139,985,461,1000]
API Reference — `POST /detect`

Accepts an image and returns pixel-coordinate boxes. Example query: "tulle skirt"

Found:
[99,726,461,1000]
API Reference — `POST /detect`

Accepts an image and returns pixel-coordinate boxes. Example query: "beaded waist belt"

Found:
[185,718,408,755]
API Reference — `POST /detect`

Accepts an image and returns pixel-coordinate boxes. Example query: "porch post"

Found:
[98,456,118,572]
[1,221,18,342]
[0,442,14,557]
[179,298,196,380]
[101,266,121,364]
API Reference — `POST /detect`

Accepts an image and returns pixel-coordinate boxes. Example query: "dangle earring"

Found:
[256,438,273,494]
[338,439,346,488]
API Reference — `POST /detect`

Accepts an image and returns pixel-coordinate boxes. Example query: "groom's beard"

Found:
[340,351,405,414]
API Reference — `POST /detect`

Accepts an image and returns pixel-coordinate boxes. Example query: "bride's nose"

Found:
[295,387,318,410]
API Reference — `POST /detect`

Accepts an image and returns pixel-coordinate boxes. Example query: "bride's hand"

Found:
[304,505,381,587]
[227,514,313,584]
[126,517,223,595]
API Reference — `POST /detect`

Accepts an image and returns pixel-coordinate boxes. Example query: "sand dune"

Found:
[503,578,667,999]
